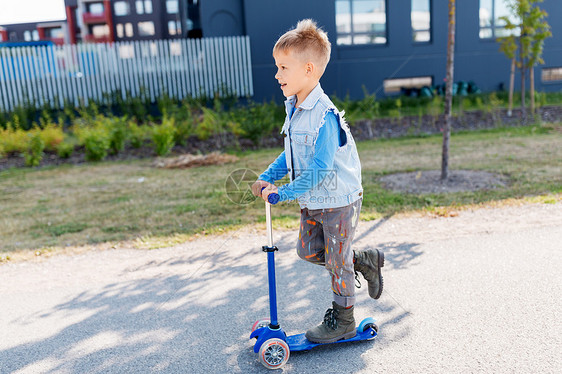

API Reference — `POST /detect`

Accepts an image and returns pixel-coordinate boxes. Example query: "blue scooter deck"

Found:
[286,326,377,352]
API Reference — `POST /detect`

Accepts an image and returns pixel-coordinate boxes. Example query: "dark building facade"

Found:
[1,0,561,101]
[201,0,562,101]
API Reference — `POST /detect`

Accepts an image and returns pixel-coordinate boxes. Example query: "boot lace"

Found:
[323,307,339,330]
[354,270,362,288]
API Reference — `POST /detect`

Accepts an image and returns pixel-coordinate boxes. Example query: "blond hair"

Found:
[273,19,331,74]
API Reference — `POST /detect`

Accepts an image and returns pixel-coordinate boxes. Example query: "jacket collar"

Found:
[283,83,324,113]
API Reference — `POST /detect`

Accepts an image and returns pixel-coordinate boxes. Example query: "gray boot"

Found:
[354,248,384,299]
[305,302,356,343]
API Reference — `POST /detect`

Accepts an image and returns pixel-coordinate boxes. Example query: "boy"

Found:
[251,19,384,344]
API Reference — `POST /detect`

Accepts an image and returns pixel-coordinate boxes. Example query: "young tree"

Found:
[498,20,518,117]
[524,2,551,114]
[498,0,551,117]
[442,0,456,181]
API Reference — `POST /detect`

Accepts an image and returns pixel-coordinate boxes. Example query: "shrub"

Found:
[40,123,65,152]
[195,107,222,141]
[128,120,149,148]
[152,121,175,156]
[57,140,74,159]
[105,116,127,155]
[157,92,177,118]
[169,105,197,146]
[57,135,75,158]
[24,131,45,167]
[117,92,149,121]
[230,100,282,145]
[79,127,110,162]
[0,123,28,155]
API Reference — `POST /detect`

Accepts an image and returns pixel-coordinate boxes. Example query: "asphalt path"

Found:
[1,203,561,373]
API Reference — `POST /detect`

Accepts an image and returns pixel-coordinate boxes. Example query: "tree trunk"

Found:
[530,65,535,115]
[442,0,456,181]
[508,57,515,117]
[520,40,526,119]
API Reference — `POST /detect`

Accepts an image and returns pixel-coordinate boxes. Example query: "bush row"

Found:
[1,89,560,167]
[0,96,287,166]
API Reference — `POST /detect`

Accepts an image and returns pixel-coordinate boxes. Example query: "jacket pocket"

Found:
[291,131,316,162]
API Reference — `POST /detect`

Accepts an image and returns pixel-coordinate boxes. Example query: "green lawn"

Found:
[1,124,560,256]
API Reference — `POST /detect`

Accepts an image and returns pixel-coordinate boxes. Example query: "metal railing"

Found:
[0,36,254,112]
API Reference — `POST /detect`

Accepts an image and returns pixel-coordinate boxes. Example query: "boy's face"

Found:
[273,49,315,103]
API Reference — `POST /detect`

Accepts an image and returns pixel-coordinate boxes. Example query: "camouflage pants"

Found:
[297,199,362,307]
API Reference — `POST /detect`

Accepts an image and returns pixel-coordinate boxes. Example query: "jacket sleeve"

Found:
[277,111,339,202]
[258,151,288,184]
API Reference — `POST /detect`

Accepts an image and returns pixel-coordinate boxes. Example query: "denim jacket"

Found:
[274,83,363,209]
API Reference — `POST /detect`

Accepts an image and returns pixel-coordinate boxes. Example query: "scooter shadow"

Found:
[239,230,416,372]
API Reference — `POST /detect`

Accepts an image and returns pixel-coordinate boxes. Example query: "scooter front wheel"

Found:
[258,338,290,370]
[251,318,271,333]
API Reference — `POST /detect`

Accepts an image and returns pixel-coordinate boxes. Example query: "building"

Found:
[230,0,562,101]
[1,0,561,101]
[0,0,202,45]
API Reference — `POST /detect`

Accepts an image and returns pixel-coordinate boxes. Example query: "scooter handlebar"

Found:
[261,187,280,205]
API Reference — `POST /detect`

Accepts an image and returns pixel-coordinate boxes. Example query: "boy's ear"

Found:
[305,62,314,75]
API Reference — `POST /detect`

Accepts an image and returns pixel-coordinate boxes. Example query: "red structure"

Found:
[65,5,77,44]
[104,0,115,43]
[0,27,8,42]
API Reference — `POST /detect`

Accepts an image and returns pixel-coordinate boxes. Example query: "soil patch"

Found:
[153,152,238,169]
[379,170,509,194]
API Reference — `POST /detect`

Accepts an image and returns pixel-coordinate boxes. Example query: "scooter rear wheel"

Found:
[258,338,290,370]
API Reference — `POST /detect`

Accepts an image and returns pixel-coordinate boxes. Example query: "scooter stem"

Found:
[265,202,274,247]
[264,201,279,328]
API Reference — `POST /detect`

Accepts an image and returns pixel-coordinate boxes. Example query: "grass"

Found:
[1,123,561,258]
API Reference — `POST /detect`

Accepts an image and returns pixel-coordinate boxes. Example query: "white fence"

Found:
[0,36,253,112]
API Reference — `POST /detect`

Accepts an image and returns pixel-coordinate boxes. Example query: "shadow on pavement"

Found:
[0,230,419,373]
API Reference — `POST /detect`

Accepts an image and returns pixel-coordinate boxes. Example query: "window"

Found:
[32,30,39,41]
[479,0,518,39]
[92,25,109,38]
[138,21,155,36]
[47,27,64,39]
[24,30,32,41]
[167,0,179,14]
[125,23,134,37]
[336,0,387,45]
[412,0,431,42]
[144,1,153,14]
[136,0,153,14]
[136,1,144,14]
[88,3,104,15]
[168,20,182,36]
[383,76,433,94]
[114,1,130,16]
[116,23,124,38]
[542,67,562,82]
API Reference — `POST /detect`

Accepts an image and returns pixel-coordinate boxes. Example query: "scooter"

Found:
[250,192,378,369]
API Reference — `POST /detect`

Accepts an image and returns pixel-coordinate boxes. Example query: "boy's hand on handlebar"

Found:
[251,180,271,197]
[261,184,278,202]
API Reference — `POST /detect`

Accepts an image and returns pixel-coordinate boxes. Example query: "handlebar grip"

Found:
[261,187,280,205]
[268,193,280,205]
